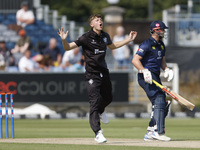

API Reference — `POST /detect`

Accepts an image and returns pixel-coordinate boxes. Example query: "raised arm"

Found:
[108,31,137,50]
[58,27,78,51]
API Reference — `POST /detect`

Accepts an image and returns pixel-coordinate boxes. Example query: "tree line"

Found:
[41,0,188,22]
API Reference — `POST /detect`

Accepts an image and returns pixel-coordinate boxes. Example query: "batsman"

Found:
[132,20,174,141]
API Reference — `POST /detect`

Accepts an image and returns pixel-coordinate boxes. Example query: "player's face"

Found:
[90,17,103,31]
[154,28,165,38]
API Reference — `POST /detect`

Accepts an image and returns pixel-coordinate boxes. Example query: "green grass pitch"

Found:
[0,118,200,150]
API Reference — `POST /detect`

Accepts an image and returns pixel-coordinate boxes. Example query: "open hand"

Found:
[58,27,68,40]
[129,31,137,41]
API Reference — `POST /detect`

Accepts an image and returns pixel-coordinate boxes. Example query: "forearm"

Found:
[116,38,130,47]
[161,63,167,71]
[26,19,35,24]
[57,54,62,65]
[11,45,19,53]
[17,18,24,22]
[62,40,69,50]
[20,44,29,53]
[161,57,168,71]
[62,39,77,51]
[110,38,130,50]
[132,59,144,71]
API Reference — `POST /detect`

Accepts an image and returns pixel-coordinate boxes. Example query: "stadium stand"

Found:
[0,0,81,72]
[0,14,5,23]
[0,14,70,58]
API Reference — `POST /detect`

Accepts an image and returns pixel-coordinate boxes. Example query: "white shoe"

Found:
[94,130,107,143]
[151,132,171,141]
[144,131,155,141]
[100,112,109,124]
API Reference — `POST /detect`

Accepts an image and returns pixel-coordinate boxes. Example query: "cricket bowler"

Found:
[58,14,137,143]
[132,20,173,141]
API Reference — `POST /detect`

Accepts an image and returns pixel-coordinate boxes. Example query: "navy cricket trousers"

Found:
[138,72,167,134]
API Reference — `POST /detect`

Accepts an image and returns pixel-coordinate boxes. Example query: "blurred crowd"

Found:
[0,1,134,73]
[0,29,85,72]
[0,33,85,72]
[0,1,85,73]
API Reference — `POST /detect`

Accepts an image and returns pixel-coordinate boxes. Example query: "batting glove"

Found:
[139,69,152,84]
[164,68,174,82]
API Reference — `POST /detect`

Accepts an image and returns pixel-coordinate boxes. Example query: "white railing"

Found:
[35,4,84,41]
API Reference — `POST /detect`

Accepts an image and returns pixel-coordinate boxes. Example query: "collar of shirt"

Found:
[90,28,105,38]
[149,36,162,46]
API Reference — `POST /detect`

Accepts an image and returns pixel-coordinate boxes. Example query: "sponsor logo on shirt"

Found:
[94,49,105,54]
[152,46,156,50]
[161,45,164,50]
[138,48,144,53]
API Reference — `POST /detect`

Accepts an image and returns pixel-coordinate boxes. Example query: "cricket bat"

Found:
[152,80,195,111]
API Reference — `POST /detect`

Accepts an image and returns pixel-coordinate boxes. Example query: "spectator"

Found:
[0,40,15,67]
[11,29,32,65]
[32,54,53,72]
[18,50,34,72]
[16,1,35,28]
[42,38,62,66]
[62,47,82,70]
[112,26,134,69]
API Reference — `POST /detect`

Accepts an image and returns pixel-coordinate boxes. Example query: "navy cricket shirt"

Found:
[136,37,166,75]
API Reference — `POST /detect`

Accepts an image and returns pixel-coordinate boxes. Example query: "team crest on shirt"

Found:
[161,45,164,50]
[158,51,161,56]
[91,39,96,44]
[157,51,162,59]
[152,46,156,49]
[103,37,107,43]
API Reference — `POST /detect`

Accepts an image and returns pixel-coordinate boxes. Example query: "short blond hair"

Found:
[88,14,102,24]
